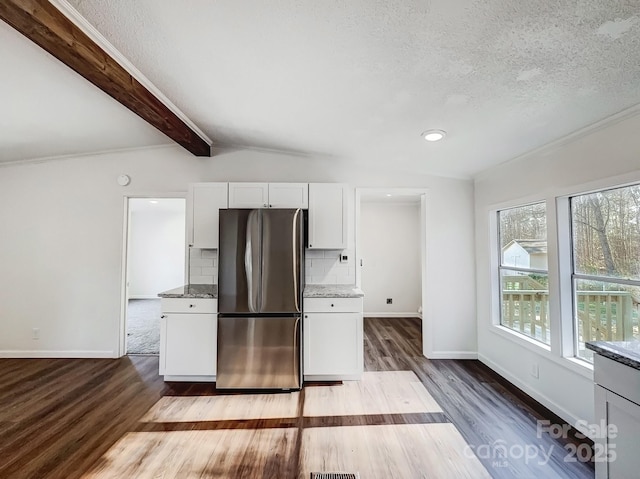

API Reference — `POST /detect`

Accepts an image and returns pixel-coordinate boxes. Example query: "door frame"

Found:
[119,193,187,357]
[354,188,433,358]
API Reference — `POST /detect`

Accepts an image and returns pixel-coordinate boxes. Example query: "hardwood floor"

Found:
[0,317,594,478]
[364,317,594,479]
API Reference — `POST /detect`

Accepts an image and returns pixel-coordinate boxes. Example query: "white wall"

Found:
[128,201,185,298]
[360,201,421,316]
[0,145,476,359]
[475,110,640,433]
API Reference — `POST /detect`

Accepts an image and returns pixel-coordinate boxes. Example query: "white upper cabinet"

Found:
[189,182,345,249]
[228,182,308,208]
[268,183,309,208]
[228,183,269,208]
[308,183,347,249]
[188,183,228,249]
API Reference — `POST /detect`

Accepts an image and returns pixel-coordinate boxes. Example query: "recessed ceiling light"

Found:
[149,200,158,204]
[386,194,392,197]
[421,129,446,142]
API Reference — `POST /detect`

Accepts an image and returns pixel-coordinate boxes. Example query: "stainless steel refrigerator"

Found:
[217,208,304,390]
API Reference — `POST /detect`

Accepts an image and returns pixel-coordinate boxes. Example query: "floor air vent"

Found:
[310,474,360,479]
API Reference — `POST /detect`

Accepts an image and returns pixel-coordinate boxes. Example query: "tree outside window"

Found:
[571,184,640,361]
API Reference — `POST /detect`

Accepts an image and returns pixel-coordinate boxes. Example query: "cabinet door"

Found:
[268,183,309,208]
[228,183,269,208]
[303,312,362,376]
[188,183,228,249]
[595,385,640,479]
[162,313,217,376]
[308,183,347,249]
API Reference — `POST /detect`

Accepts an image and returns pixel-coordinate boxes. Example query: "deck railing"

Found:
[501,289,637,344]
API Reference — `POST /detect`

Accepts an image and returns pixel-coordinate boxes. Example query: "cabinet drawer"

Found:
[595,354,640,405]
[304,297,362,313]
[161,298,218,314]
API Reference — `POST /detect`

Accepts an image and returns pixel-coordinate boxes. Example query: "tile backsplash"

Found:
[189,248,355,286]
[304,249,355,285]
[189,248,218,285]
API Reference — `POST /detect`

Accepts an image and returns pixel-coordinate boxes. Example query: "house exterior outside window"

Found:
[570,184,640,361]
[498,203,550,344]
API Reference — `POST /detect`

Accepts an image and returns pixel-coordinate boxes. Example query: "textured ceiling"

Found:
[5,1,640,177]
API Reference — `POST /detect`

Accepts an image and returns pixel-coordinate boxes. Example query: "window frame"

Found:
[568,183,640,362]
[496,202,550,346]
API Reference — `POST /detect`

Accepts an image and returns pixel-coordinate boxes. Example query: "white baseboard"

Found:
[128,295,160,300]
[478,353,589,437]
[304,373,362,381]
[163,375,216,382]
[364,312,421,318]
[0,350,116,359]
[427,351,478,360]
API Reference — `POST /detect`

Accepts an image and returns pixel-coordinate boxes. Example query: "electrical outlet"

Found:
[340,254,348,263]
[32,328,40,340]
[386,298,393,304]
[530,362,539,379]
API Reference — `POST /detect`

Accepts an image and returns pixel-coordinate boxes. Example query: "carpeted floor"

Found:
[126,299,161,355]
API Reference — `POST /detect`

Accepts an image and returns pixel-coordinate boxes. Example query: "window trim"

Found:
[568,183,640,362]
[555,196,575,359]
[497,202,550,346]
[572,273,640,287]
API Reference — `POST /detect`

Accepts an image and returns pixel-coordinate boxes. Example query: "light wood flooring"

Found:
[0,317,594,478]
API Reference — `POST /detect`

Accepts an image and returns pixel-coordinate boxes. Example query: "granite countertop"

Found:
[159,283,362,299]
[586,340,640,370]
[303,284,364,298]
[158,284,218,299]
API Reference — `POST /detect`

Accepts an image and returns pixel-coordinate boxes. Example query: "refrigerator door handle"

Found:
[244,225,254,313]
[293,209,301,312]
[245,210,261,313]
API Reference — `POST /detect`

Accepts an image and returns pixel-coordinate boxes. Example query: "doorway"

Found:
[355,188,430,357]
[124,198,186,355]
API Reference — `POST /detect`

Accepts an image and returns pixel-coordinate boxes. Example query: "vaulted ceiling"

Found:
[3,0,640,178]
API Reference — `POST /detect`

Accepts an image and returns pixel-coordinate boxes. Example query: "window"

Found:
[571,184,640,361]
[498,203,549,344]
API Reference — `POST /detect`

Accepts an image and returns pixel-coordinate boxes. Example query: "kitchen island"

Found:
[586,340,640,478]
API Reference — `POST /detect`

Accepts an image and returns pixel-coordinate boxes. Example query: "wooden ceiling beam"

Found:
[0,0,211,156]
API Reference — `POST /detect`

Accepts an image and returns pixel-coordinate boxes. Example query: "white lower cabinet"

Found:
[595,385,640,478]
[593,354,640,478]
[303,297,363,380]
[160,298,217,381]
